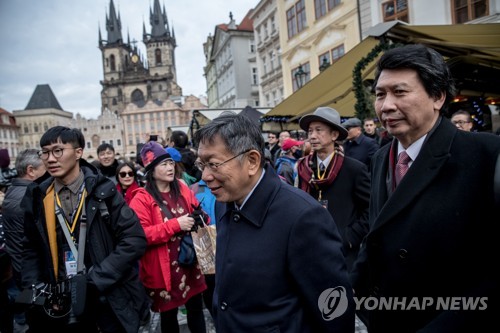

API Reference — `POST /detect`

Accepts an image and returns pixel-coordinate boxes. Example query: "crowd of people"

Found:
[0,43,499,333]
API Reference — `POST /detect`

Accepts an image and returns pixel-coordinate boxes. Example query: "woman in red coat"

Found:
[115,161,141,205]
[129,141,206,333]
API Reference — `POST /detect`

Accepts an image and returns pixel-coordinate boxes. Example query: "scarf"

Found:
[43,182,59,279]
[297,143,345,195]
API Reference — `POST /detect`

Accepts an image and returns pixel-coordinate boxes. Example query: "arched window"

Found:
[24,125,29,134]
[44,122,48,131]
[110,54,116,71]
[112,98,117,105]
[155,49,162,65]
[131,89,145,106]
[34,123,39,132]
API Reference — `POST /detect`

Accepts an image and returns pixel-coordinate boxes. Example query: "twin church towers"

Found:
[98,0,182,116]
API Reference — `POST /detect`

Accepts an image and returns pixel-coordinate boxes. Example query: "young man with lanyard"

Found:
[20,126,149,333]
[296,107,370,273]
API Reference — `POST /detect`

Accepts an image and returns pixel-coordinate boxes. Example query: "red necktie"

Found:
[395,151,411,186]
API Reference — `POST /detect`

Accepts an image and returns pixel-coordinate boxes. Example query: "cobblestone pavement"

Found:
[139,311,365,333]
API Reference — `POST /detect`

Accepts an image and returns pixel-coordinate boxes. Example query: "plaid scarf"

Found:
[297,143,345,194]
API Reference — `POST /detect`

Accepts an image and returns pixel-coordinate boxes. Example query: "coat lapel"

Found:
[371,120,457,232]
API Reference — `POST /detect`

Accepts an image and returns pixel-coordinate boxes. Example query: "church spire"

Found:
[149,0,168,37]
[106,0,123,44]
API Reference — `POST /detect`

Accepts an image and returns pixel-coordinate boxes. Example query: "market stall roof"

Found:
[262,21,500,131]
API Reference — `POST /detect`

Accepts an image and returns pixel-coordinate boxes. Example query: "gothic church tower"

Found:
[99,0,182,116]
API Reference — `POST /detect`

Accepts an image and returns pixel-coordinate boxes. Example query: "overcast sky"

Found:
[0,0,257,119]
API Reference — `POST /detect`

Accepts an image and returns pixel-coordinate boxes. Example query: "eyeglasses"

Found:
[452,120,471,126]
[119,171,134,178]
[195,149,251,172]
[38,147,76,160]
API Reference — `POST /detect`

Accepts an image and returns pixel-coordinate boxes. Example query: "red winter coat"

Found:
[129,182,201,291]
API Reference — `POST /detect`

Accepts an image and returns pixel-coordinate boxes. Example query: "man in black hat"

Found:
[296,107,370,273]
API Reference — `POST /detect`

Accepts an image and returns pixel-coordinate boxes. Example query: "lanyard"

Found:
[55,184,86,242]
[317,152,335,180]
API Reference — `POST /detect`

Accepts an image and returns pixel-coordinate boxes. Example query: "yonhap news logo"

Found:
[353,296,488,311]
[317,288,488,320]
[318,286,350,321]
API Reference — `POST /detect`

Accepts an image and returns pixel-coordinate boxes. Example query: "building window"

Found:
[287,6,297,38]
[296,0,307,33]
[155,49,162,65]
[331,44,345,63]
[382,0,409,22]
[117,139,121,146]
[315,0,327,20]
[110,54,116,71]
[292,62,311,92]
[287,0,307,39]
[252,67,258,85]
[263,56,268,74]
[250,40,255,53]
[327,0,341,11]
[452,0,488,23]
[319,51,331,67]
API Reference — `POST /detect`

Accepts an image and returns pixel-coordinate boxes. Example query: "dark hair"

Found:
[144,168,180,204]
[97,143,115,154]
[40,126,85,149]
[451,110,471,119]
[374,44,457,113]
[170,131,189,148]
[115,161,137,182]
[193,112,266,168]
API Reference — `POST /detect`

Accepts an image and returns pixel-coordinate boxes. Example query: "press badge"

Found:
[65,251,77,276]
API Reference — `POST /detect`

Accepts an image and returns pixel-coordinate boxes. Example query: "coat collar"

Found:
[219,163,282,228]
[371,118,457,232]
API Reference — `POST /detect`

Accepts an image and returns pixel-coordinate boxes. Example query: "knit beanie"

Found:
[140,141,171,173]
[0,149,10,168]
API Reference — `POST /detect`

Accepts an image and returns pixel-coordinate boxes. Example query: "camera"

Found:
[17,279,78,323]
[149,135,158,142]
[189,203,206,232]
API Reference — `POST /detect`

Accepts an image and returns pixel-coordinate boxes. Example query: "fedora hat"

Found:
[299,107,348,141]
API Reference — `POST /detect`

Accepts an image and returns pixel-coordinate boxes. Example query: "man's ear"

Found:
[246,150,262,176]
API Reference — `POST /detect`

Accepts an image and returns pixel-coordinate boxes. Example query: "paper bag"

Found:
[191,225,217,274]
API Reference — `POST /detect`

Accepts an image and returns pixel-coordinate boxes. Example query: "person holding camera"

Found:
[20,126,150,333]
[129,141,208,333]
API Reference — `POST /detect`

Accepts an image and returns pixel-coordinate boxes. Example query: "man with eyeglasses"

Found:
[194,112,355,332]
[450,109,473,132]
[20,126,150,332]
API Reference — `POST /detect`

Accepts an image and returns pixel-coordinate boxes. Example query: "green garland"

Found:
[352,41,400,120]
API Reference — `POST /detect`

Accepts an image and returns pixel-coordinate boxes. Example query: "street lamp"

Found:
[319,57,330,72]
[294,64,308,89]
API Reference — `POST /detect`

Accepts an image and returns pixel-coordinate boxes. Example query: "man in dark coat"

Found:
[296,107,370,273]
[351,44,500,332]
[342,117,379,169]
[20,126,149,333]
[194,113,355,332]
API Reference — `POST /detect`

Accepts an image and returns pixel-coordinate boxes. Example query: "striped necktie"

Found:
[395,151,411,185]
